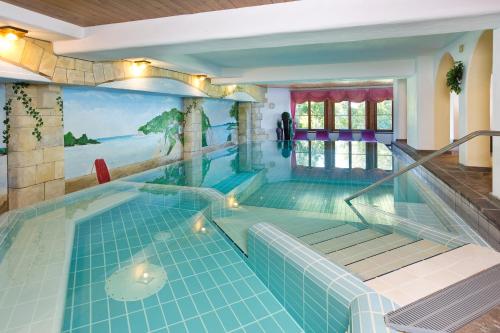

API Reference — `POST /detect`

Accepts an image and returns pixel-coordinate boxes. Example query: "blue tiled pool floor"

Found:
[63,195,303,333]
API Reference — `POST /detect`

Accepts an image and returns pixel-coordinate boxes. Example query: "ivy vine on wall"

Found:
[56,95,63,123]
[2,98,12,145]
[446,61,464,94]
[2,83,44,144]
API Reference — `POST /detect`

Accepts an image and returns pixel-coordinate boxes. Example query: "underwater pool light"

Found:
[137,271,154,285]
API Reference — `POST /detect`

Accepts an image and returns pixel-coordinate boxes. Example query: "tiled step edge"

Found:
[352,203,466,248]
[392,144,496,249]
[248,223,399,333]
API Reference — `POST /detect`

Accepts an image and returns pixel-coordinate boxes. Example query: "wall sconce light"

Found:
[0,26,27,50]
[131,60,151,76]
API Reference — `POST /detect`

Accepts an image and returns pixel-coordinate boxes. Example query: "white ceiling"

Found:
[190,34,463,69]
[1,0,500,85]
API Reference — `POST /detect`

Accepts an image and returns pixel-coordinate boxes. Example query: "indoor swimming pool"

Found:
[0,141,488,333]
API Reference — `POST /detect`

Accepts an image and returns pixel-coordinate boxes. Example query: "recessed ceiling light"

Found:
[0,26,27,41]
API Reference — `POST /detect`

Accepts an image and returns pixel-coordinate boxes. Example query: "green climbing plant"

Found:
[446,61,464,94]
[11,83,44,141]
[2,98,12,145]
[56,95,63,123]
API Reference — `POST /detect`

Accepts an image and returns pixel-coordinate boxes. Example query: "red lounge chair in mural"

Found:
[94,159,111,184]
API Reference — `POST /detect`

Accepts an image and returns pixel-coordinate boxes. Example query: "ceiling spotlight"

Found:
[197,74,207,81]
[0,26,27,41]
[0,26,26,50]
[131,60,151,76]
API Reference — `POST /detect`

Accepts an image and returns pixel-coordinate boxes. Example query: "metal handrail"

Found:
[344,130,500,204]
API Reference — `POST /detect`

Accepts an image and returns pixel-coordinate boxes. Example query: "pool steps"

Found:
[296,221,455,281]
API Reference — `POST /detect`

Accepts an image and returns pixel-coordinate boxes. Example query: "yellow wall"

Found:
[465,30,493,167]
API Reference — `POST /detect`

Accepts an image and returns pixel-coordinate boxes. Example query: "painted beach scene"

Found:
[63,87,239,179]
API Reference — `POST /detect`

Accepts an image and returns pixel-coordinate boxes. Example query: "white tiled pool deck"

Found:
[366,244,500,306]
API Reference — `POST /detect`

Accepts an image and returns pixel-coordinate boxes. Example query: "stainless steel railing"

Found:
[344,130,500,204]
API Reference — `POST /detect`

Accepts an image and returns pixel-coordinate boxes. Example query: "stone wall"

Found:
[182,98,202,158]
[7,84,65,209]
[238,101,269,143]
[238,102,251,143]
[250,102,269,141]
[0,37,266,102]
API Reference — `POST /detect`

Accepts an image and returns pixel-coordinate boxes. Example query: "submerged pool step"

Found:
[312,229,385,253]
[326,233,418,266]
[299,224,362,245]
[346,239,451,281]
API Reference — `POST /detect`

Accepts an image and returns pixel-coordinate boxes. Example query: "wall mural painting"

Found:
[202,99,238,147]
[63,87,183,179]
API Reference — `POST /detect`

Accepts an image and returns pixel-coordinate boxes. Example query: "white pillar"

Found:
[492,29,500,197]
[393,79,407,140]
[406,56,435,150]
[459,31,492,167]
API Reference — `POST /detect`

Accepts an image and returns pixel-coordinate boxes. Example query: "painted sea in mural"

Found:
[65,134,173,178]
[63,87,183,179]
[202,99,238,147]
[63,87,239,179]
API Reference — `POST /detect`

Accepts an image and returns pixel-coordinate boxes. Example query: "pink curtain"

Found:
[291,87,392,104]
[290,87,393,122]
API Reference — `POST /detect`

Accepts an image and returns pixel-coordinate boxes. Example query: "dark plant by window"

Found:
[281,112,292,140]
[446,61,464,94]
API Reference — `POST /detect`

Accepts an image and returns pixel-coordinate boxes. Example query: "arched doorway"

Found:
[461,30,493,167]
[434,52,454,148]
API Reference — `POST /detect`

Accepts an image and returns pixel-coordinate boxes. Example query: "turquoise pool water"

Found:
[0,140,486,333]
[62,186,302,333]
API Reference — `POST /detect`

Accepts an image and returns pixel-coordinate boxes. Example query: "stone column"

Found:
[182,97,202,158]
[250,103,268,142]
[238,102,251,143]
[7,84,64,209]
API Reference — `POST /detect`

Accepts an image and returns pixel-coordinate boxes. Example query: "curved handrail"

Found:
[345,130,500,204]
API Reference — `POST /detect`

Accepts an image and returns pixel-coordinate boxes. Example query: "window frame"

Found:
[375,100,394,132]
[294,100,327,130]
[333,101,367,130]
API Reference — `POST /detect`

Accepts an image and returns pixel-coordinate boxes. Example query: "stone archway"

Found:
[461,30,493,167]
[434,52,455,148]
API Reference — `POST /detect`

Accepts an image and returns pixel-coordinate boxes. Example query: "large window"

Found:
[310,102,325,129]
[376,100,393,131]
[295,101,325,130]
[351,102,366,130]
[295,102,309,129]
[334,102,349,129]
[334,101,366,130]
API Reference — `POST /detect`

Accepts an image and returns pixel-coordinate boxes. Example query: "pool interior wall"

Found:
[0,141,491,333]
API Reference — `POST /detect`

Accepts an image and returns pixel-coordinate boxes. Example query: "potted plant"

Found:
[446,61,464,94]
[281,112,293,140]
